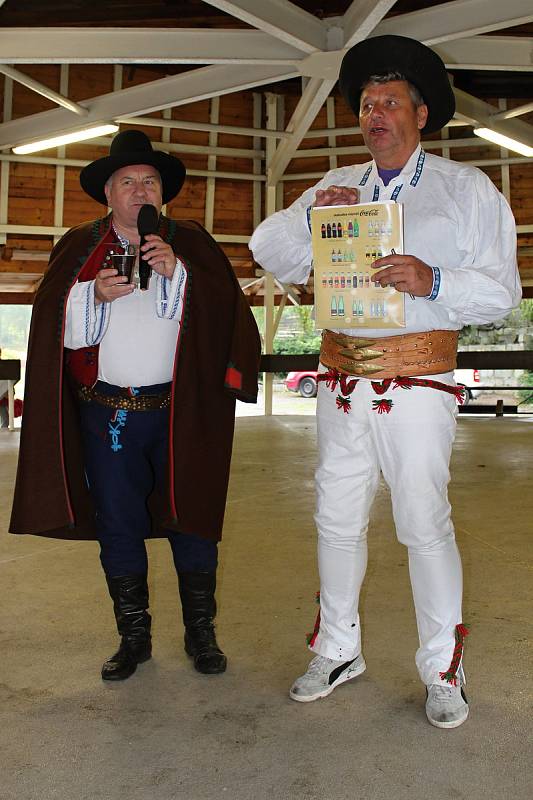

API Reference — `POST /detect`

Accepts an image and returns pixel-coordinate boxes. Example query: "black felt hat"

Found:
[339,35,455,134]
[80,129,186,205]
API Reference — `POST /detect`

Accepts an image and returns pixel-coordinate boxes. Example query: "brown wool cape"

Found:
[10,214,261,542]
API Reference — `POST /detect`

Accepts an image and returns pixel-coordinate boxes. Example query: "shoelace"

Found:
[431,684,457,703]
[307,656,335,675]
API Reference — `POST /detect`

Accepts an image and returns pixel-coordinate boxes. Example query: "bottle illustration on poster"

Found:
[311,201,405,330]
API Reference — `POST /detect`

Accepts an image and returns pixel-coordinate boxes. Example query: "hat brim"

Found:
[339,35,455,135]
[80,150,186,205]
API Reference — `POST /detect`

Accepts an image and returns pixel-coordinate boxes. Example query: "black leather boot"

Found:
[178,571,227,674]
[102,574,152,681]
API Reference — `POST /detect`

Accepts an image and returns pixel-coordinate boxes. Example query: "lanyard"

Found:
[373,183,402,202]
[366,150,426,202]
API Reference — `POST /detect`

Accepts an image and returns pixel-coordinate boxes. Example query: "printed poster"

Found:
[311,201,405,329]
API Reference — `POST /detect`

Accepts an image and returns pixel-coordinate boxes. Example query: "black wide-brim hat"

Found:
[339,35,455,134]
[80,129,186,205]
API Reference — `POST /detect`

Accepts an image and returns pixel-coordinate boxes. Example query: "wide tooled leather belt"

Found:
[320,329,459,380]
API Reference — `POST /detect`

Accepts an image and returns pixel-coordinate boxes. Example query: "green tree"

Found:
[0,306,32,351]
[293,306,315,336]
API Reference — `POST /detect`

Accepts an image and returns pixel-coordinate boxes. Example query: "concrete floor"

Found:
[0,415,532,800]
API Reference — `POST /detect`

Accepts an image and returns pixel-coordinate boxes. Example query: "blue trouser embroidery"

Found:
[108,408,129,451]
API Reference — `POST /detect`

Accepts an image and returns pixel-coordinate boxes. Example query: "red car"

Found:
[285,369,481,403]
[285,371,320,398]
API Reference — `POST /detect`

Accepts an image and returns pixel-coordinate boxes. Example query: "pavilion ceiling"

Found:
[0,0,531,301]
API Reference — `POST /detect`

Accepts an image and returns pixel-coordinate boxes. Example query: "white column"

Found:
[205,97,220,233]
[326,96,338,171]
[263,93,281,416]
[498,98,511,204]
[53,65,68,246]
[0,75,12,246]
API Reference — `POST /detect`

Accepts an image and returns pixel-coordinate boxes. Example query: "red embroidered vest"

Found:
[65,223,115,387]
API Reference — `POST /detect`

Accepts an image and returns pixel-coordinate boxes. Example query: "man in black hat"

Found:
[250,36,520,728]
[11,129,261,682]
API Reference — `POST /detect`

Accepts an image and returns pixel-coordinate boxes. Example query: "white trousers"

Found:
[311,372,463,687]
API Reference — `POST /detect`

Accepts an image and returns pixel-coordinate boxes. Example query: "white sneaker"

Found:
[289,654,366,703]
[426,683,469,729]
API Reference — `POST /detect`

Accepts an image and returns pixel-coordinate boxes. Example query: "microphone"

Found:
[137,204,160,290]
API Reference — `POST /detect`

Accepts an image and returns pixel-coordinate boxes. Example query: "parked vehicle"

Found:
[285,368,481,403]
[285,370,319,398]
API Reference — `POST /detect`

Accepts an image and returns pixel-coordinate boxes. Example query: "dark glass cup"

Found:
[102,244,136,283]
[111,251,136,282]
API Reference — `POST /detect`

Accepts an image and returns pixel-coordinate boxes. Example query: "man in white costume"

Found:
[250,35,521,728]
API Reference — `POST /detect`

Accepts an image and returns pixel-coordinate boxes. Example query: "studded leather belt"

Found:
[77,384,171,411]
[320,328,459,380]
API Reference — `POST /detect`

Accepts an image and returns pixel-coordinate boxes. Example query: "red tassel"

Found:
[391,375,466,404]
[372,398,393,414]
[392,376,415,390]
[456,623,470,640]
[439,623,470,685]
[306,592,321,646]
[317,369,340,392]
[456,387,466,405]
[336,395,351,413]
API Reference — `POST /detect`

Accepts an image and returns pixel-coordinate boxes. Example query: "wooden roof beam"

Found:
[0,66,88,116]
[435,35,533,72]
[0,63,299,151]
[373,0,533,45]
[267,77,336,186]
[342,1,398,48]
[0,27,304,65]
[200,0,327,53]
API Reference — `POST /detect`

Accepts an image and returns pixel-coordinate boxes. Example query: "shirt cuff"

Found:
[157,257,187,320]
[425,266,441,301]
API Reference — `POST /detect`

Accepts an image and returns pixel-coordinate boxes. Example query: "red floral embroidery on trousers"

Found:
[439,624,470,685]
[306,592,321,646]
[317,369,463,414]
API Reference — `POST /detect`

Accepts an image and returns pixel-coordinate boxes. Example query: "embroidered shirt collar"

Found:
[373,144,423,186]
[112,221,129,248]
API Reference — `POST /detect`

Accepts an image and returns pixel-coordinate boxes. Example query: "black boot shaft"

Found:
[178,571,226,674]
[178,571,216,629]
[106,574,152,641]
[103,574,152,681]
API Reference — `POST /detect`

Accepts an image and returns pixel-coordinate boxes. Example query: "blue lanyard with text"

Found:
[368,150,426,202]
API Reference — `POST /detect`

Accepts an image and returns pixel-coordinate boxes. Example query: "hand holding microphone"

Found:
[137,204,178,288]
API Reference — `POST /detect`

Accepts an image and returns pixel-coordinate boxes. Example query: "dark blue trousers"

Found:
[78,382,218,578]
